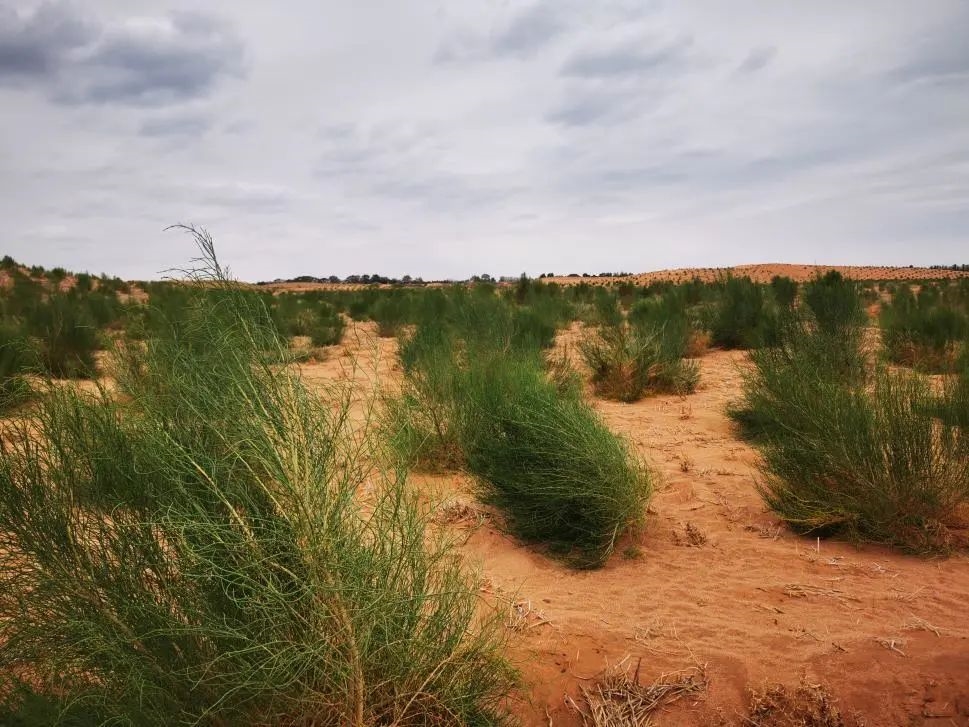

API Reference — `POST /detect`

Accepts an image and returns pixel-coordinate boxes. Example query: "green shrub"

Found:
[580,323,699,401]
[770,275,798,308]
[0,322,33,410]
[579,287,623,327]
[385,326,465,472]
[881,286,966,372]
[937,348,969,427]
[27,294,100,378]
[392,292,649,567]
[802,271,864,335]
[757,370,969,552]
[0,230,515,726]
[459,354,650,568]
[729,320,867,441]
[709,276,777,350]
[734,321,969,552]
[370,293,411,337]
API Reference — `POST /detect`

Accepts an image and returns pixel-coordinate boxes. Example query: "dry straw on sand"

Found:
[568,658,707,726]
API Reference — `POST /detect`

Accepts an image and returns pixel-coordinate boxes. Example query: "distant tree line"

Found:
[257,274,426,286]
[538,271,634,279]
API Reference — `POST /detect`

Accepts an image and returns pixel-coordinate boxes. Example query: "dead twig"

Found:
[572,658,707,726]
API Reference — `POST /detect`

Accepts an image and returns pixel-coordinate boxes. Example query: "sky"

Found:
[0,1,967,281]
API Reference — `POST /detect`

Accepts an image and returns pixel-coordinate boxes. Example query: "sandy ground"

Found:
[301,322,969,726]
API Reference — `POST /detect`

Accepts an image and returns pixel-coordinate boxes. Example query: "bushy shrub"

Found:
[937,348,969,427]
[709,276,778,350]
[390,292,650,567]
[0,230,515,726]
[580,323,699,401]
[370,292,412,337]
[459,353,650,568]
[272,295,345,347]
[733,320,969,552]
[579,287,623,327]
[802,270,864,335]
[770,275,798,309]
[882,286,966,372]
[385,326,465,472]
[27,293,100,379]
[0,322,33,410]
[729,320,867,441]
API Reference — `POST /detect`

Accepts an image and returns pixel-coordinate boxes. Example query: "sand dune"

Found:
[548,263,969,286]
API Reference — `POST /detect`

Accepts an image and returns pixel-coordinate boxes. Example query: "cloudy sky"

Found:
[1,1,967,281]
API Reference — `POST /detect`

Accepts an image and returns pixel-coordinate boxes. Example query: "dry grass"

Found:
[672,522,707,547]
[782,583,860,603]
[569,658,707,726]
[902,615,943,636]
[432,497,487,527]
[685,330,711,358]
[743,681,864,726]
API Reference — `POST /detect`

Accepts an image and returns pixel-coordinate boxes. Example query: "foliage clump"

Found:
[0,229,515,726]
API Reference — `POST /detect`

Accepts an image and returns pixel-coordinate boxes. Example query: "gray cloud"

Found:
[0,2,93,79]
[434,1,570,63]
[1,2,968,280]
[737,46,776,74]
[887,23,969,87]
[560,36,693,77]
[139,114,211,138]
[491,3,567,57]
[545,84,642,127]
[0,4,244,105]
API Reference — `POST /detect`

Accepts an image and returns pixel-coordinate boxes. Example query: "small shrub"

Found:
[803,271,864,335]
[0,322,33,410]
[581,323,699,401]
[27,294,100,378]
[370,293,411,337]
[937,349,969,427]
[273,296,345,346]
[737,328,969,551]
[306,304,345,346]
[770,275,798,309]
[709,276,778,350]
[384,327,465,472]
[882,286,966,372]
[459,354,650,568]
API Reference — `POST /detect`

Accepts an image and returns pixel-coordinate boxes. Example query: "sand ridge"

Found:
[547,263,969,287]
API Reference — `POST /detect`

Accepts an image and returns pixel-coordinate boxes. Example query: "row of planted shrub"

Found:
[728,273,969,553]
[383,287,651,568]
[0,232,518,725]
[5,258,963,404]
[0,268,126,407]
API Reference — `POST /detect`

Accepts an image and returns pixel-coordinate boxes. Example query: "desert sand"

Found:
[547,264,969,287]
[302,321,969,725]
